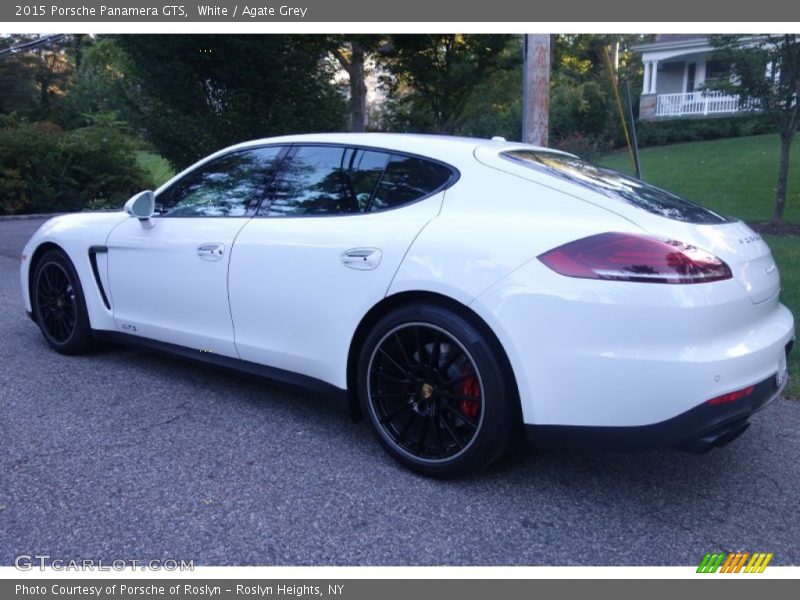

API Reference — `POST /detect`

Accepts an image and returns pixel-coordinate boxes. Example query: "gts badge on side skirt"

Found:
[120,323,138,333]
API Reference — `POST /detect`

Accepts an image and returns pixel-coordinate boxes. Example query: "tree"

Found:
[0,34,75,122]
[61,37,139,129]
[379,35,514,134]
[331,36,382,132]
[548,34,649,155]
[115,35,347,168]
[709,34,800,223]
[450,36,524,141]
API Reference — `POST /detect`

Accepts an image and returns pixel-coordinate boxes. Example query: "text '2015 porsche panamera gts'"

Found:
[20,133,795,477]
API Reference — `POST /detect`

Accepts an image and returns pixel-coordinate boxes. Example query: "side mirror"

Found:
[124,190,155,221]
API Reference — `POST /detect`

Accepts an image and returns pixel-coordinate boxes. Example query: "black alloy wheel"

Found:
[36,261,77,343]
[358,303,517,477]
[368,322,485,461]
[32,250,94,354]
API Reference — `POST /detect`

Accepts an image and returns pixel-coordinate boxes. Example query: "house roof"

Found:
[632,36,710,53]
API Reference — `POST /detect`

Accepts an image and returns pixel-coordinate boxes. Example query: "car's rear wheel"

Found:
[357,303,516,477]
[32,250,94,354]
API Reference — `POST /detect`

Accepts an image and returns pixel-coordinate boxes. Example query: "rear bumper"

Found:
[472,256,795,428]
[525,368,787,453]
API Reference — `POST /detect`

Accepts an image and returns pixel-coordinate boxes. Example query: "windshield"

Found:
[501,149,731,225]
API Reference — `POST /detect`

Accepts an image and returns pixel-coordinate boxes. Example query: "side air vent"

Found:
[88,246,111,310]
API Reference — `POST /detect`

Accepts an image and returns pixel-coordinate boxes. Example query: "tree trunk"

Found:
[773,129,794,223]
[349,41,367,132]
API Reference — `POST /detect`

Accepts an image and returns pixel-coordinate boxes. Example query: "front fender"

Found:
[21,212,129,331]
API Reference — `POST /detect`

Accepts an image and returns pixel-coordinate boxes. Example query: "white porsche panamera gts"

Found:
[20,133,795,477]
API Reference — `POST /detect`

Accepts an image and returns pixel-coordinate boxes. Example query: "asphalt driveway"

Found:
[1,217,798,566]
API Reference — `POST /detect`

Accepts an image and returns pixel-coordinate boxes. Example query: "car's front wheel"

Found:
[357,303,517,478]
[32,249,94,354]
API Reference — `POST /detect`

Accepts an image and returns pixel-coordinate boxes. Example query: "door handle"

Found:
[197,243,225,262]
[341,248,382,271]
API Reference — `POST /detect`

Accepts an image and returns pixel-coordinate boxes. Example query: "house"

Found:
[633,35,755,120]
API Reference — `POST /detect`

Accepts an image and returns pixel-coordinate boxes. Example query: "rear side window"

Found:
[501,150,730,225]
[371,155,453,212]
[261,145,455,216]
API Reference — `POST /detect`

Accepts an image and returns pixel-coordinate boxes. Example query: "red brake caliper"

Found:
[460,373,480,419]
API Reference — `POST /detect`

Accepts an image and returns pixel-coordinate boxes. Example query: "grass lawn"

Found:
[135,150,175,188]
[600,133,800,224]
[601,134,799,398]
[768,237,800,398]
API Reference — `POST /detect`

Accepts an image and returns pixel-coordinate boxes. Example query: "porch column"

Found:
[649,60,659,94]
[696,60,707,88]
[643,61,651,94]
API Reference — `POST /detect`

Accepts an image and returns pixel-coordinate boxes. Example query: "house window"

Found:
[686,63,696,92]
[705,59,730,82]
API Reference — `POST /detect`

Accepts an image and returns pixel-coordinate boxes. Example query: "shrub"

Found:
[0,119,150,215]
[549,73,618,158]
[552,132,612,159]
[550,75,612,143]
[634,114,774,148]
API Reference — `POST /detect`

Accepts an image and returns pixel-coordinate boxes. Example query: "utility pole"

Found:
[522,34,551,147]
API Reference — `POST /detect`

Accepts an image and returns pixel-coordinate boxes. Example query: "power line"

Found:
[0,35,67,59]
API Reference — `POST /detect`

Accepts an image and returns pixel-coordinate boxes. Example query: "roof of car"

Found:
[223,132,542,168]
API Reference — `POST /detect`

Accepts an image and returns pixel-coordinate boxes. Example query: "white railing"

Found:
[655,91,757,117]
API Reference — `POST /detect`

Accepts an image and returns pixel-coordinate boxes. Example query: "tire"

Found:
[357,302,517,478]
[31,249,94,355]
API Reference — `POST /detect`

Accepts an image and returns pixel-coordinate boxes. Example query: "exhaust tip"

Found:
[676,419,750,454]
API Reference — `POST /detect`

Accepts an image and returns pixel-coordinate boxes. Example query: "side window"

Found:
[156,147,284,217]
[370,155,453,212]
[266,146,348,216]
[344,148,390,211]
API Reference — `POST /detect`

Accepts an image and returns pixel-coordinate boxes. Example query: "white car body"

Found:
[20,133,795,471]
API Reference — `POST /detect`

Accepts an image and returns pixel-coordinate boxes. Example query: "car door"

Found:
[228,144,456,388]
[106,146,285,358]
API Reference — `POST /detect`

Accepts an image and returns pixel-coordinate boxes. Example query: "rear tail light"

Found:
[538,232,732,284]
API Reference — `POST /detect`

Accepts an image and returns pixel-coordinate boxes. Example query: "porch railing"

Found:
[655,91,757,117]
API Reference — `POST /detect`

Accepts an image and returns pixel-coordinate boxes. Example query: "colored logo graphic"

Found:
[697,552,773,573]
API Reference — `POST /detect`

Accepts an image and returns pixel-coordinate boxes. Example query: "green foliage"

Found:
[550,74,610,138]
[635,114,775,147]
[60,37,138,129]
[709,35,800,124]
[377,34,649,143]
[548,35,649,156]
[135,151,175,188]
[553,34,650,82]
[549,73,614,157]
[0,119,150,215]
[450,36,524,140]
[0,35,77,124]
[379,34,517,134]
[708,34,800,221]
[115,35,347,169]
